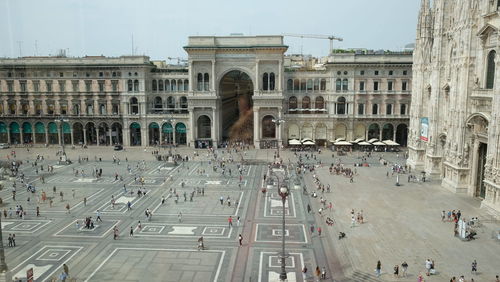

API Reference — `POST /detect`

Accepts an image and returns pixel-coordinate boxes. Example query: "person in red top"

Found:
[228,216,233,228]
[318,227,322,236]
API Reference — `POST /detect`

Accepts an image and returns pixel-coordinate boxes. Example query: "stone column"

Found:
[379,127,383,140]
[278,59,282,91]
[20,130,24,144]
[188,61,193,91]
[108,128,112,145]
[107,98,113,115]
[83,128,87,145]
[57,125,62,145]
[212,108,218,147]
[173,128,177,146]
[123,127,130,146]
[80,99,86,116]
[45,125,49,144]
[211,60,216,91]
[70,127,74,146]
[365,126,369,140]
[189,110,195,147]
[255,60,260,91]
[393,126,397,141]
[29,98,35,115]
[253,107,259,148]
[141,126,147,147]
[32,131,35,144]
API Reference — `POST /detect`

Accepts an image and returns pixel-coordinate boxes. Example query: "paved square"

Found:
[85,248,226,282]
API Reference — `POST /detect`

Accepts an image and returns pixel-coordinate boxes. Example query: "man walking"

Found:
[228,216,233,228]
[238,234,243,246]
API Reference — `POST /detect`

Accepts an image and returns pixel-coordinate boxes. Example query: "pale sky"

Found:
[0,0,420,60]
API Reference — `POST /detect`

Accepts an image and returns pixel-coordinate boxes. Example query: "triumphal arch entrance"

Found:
[184,35,287,149]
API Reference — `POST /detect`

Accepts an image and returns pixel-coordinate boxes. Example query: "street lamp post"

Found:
[270,169,289,281]
[162,116,175,156]
[55,116,69,164]
[272,118,285,158]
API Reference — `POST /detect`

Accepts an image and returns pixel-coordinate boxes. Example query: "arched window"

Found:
[178,80,183,92]
[287,79,293,91]
[289,96,297,111]
[154,97,162,109]
[167,96,175,109]
[130,97,139,114]
[315,96,325,110]
[335,79,342,91]
[165,80,170,92]
[197,73,203,91]
[179,96,188,110]
[184,79,189,91]
[293,79,300,92]
[127,80,133,92]
[320,79,326,91]
[302,96,311,113]
[300,79,306,91]
[342,79,348,91]
[203,73,210,91]
[336,97,346,115]
[269,72,275,90]
[372,104,378,115]
[133,80,139,92]
[152,80,157,91]
[262,115,276,138]
[171,80,177,92]
[306,79,313,91]
[313,79,320,91]
[158,80,164,91]
[263,73,269,91]
[486,50,496,89]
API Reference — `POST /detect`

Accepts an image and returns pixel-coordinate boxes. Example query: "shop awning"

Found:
[358,141,372,146]
[334,141,353,146]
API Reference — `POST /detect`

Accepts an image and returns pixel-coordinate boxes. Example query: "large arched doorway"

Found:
[22,122,33,144]
[48,122,58,144]
[162,123,173,145]
[396,124,408,146]
[149,122,160,145]
[382,123,394,141]
[62,122,71,144]
[0,122,7,143]
[73,123,84,145]
[85,122,97,145]
[368,124,380,140]
[34,122,45,144]
[130,122,141,146]
[98,123,110,146]
[175,123,187,145]
[9,122,20,144]
[219,70,254,143]
[197,115,211,148]
[111,123,123,145]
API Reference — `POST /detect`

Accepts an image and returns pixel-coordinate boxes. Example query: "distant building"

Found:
[0,35,411,151]
[408,0,500,215]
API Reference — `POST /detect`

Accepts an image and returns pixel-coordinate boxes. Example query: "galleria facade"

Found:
[408,0,500,215]
[0,35,411,150]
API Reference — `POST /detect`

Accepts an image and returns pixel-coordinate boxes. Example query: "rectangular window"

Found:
[46,81,52,92]
[59,80,65,92]
[388,81,393,91]
[357,103,364,115]
[33,81,40,92]
[403,70,408,75]
[85,80,92,92]
[20,81,27,92]
[373,81,379,91]
[372,104,378,115]
[389,70,394,75]
[360,70,365,75]
[112,80,118,92]
[386,104,393,115]
[112,104,119,114]
[400,104,407,115]
[374,70,379,75]
[98,81,105,92]
[402,81,408,91]
[7,81,13,92]
[359,81,365,91]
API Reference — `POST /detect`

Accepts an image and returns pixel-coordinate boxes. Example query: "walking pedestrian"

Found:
[238,234,243,246]
[178,212,182,223]
[471,260,477,275]
[315,266,321,280]
[307,204,311,213]
[318,226,322,237]
[96,210,102,222]
[401,261,408,277]
[375,260,381,277]
[310,224,314,235]
[129,226,134,237]
[228,216,233,228]
[321,267,326,279]
[393,265,399,278]
[83,197,87,206]
[302,266,308,280]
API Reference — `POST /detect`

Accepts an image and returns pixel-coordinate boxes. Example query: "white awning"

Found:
[303,140,316,145]
[367,138,379,143]
[289,139,301,145]
[373,141,386,146]
[301,138,313,143]
[352,138,364,143]
[383,140,400,146]
[334,138,346,143]
[334,141,353,146]
[358,141,372,146]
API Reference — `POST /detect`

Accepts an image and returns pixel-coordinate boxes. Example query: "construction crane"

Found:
[167,57,187,65]
[283,34,343,56]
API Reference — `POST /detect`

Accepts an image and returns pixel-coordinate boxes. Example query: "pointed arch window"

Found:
[486,50,496,89]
